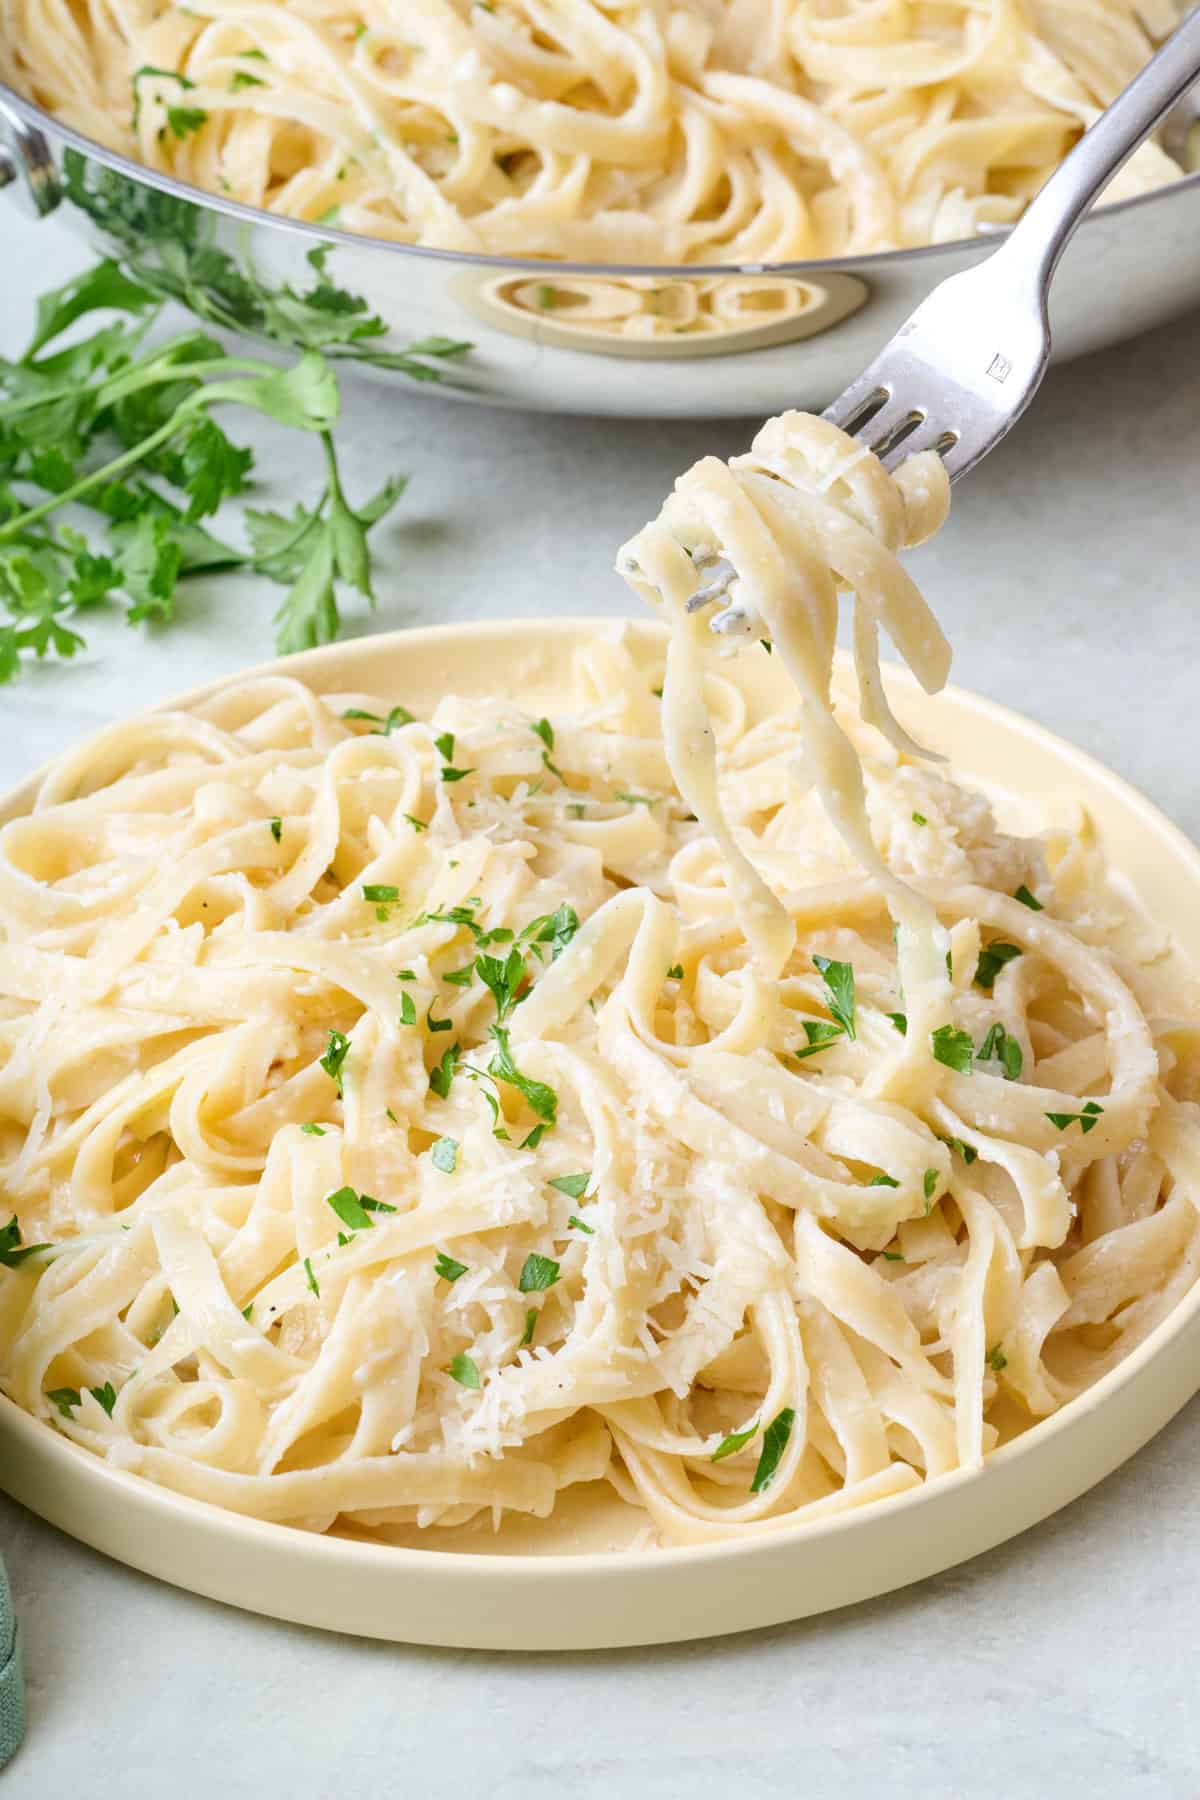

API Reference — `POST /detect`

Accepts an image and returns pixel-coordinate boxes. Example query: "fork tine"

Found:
[873,414,958,472]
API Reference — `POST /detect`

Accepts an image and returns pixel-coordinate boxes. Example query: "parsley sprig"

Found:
[0,243,470,681]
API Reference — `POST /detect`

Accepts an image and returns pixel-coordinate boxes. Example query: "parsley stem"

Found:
[0,410,192,539]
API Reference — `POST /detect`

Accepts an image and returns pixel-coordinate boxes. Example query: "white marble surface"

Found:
[2,211,1200,1800]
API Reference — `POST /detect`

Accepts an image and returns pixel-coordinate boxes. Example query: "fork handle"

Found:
[999,8,1200,295]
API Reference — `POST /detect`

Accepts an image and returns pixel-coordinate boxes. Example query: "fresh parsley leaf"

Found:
[300,1122,325,1136]
[442,965,474,987]
[547,1172,590,1201]
[89,1381,117,1417]
[449,1352,481,1390]
[750,1407,795,1494]
[1014,884,1043,911]
[431,1136,458,1173]
[425,998,453,1034]
[435,1252,467,1283]
[319,1028,351,1097]
[911,812,927,826]
[868,1173,900,1188]
[974,941,1022,990]
[434,730,455,762]
[304,1255,320,1297]
[813,955,856,1040]
[923,1169,938,1202]
[0,1215,51,1267]
[518,1252,560,1293]
[941,1135,978,1165]
[519,1308,537,1347]
[399,991,417,1026]
[489,1026,557,1124]
[986,1344,1008,1372]
[793,1019,843,1061]
[881,1251,905,1262]
[711,1420,759,1463]
[930,1025,974,1073]
[476,947,526,1023]
[46,1387,82,1419]
[977,1022,1023,1081]
[342,704,415,733]
[326,1185,375,1231]
[887,1012,908,1035]
[615,790,656,807]
[428,1041,460,1099]
[1045,1100,1104,1135]
[403,813,427,832]
[667,964,684,981]
[363,883,400,903]
[230,69,266,92]
[532,717,554,752]
[268,816,282,843]
[441,765,474,783]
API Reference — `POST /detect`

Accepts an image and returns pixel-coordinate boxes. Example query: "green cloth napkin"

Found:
[0,1557,23,1768]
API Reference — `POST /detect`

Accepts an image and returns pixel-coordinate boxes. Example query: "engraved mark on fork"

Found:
[986,354,1013,383]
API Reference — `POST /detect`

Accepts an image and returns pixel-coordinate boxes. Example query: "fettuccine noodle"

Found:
[0,0,1185,260]
[2,409,1200,1546]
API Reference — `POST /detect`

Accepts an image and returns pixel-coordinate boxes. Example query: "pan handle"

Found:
[0,100,60,217]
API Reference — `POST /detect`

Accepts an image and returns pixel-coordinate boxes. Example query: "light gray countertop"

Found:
[2,213,1199,1800]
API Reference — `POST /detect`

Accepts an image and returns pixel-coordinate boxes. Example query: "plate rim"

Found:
[3,616,1199,1641]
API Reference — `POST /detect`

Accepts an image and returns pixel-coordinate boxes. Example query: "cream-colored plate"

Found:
[3,618,1200,1650]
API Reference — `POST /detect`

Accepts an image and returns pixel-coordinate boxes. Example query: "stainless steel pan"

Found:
[2,78,1198,420]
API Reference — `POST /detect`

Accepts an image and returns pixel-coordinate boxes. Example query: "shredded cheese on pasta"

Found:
[0,0,1185,259]
[2,413,1199,1545]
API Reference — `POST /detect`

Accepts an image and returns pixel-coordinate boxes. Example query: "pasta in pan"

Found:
[2,409,1199,1545]
[0,0,1186,261]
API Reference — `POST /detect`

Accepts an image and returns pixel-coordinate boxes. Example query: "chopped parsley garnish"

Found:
[399,990,417,1026]
[319,1028,350,1097]
[813,955,856,1040]
[396,969,416,981]
[615,790,656,807]
[342,706,415,734]
[518,1252,560,1293]
[911,811,927,826]
[930,1024,974,1073]
[325,1186,394,1231]
[548,1171,589,1199]
[403,813,427,832]
[242,1303,253,1321]
[425,999,454,1034]
[431,1136,458,1173]
[986,1344,1008,1372]
[230,68,266,91]
[793,1019,843,1061]
[363,883,400,904]
[868,1173,899,1188]
[978,1022,1023,1081]
[519,902,580,962]
[568,1215,594,1235]
[300,1122,325,1136]
[268,816,282,843]
[0,1215,51,1267]
[522,1123,548,1150]
[434,730,455,762]
[887,1012,908,1036]
[434,1252,467,1283]
[1045,1101,1104,1135]
[303,1255,320,1297]
[881,1251,904,1262]
[532,718,554,752]
[667,964,684,981]
[476,947,526,1023]
[442,964,474,987]
[47,1387,81,1419]
[750,1407,795,1494]
[448,1353,481,1390]
[520,1308,537,1347]
[441,765,474,783]
[429,1041,461,1099]
[974,941,1022,991]
[923,1169,939,1202]
[1014,884,1043,910]
[711,1420,759,1463]
[489,1026,557,1124]
[89,1381,117,1417]
[941,1135,978,1164]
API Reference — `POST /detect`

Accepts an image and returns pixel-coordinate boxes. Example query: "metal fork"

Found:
[689,10,1200,627]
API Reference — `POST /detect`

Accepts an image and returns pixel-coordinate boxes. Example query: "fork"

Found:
[825,6,1200,480]
[687,9,1200,624]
